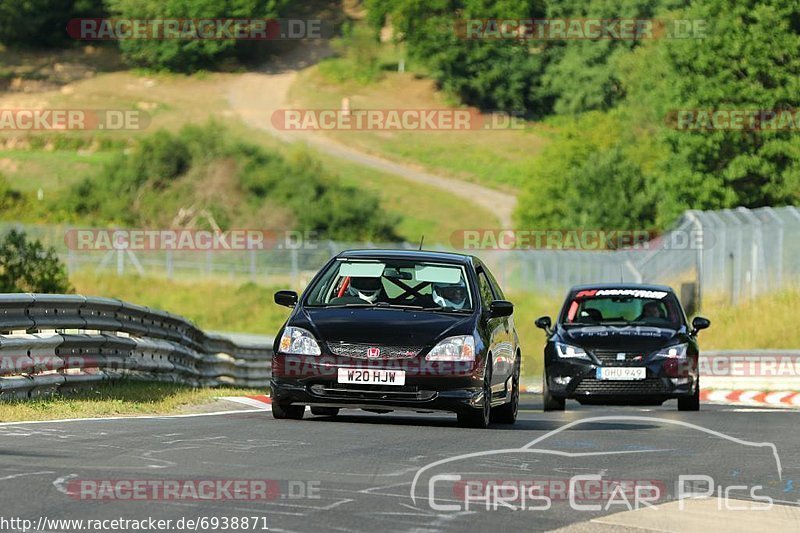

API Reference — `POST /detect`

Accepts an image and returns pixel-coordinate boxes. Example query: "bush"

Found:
[318,22,384,85]
[0,0,105,47]
[107,0,289,72]
[58,122,400,241]
[0,230,73,293]
[0,174,25,213]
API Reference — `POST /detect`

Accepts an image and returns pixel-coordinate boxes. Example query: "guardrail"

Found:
[0,294,273,399]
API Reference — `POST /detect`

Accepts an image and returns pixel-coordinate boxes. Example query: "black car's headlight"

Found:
[278,326,321,356]
[555,342,589,359]
[425,335,476,361]
[653,343,688,359]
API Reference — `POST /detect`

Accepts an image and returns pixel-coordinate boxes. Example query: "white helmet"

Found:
[348,277,383,303]
[432,282,467,310]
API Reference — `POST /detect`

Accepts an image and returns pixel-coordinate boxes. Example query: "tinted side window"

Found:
[483,266,505,300]
[477,271,496,309]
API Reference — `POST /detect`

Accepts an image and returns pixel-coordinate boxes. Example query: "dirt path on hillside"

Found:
[226,42,516,228]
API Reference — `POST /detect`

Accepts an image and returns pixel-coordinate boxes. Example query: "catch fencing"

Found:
[2,205,798,304]
[0,294,272,399]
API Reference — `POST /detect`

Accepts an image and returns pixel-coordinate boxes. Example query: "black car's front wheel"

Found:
[677,380,700,411]
[458,368,492,429]
[542,373,566,412]
[272,402,305,420]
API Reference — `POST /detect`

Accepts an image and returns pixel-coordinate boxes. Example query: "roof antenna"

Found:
[418,235,425,251]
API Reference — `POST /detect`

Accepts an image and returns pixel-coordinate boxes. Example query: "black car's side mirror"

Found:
[691,316,710,335]
[535,316,552,331]
[489,300,514,318]
[274,290,298,308]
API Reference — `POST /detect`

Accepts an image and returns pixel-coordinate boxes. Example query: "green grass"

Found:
[220,120,502,243]
[72,272,294,336]
[0,381,264,423]
[0,149,116,193]
[291,67,550,192]
[506,291,562,377]
[699,289,800,350]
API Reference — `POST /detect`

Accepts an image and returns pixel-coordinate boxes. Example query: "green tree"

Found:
[0,230,73,293]
[515,110,659,232]
[652,0,800,225]
[107,0,288,71]
[0,0,105,47]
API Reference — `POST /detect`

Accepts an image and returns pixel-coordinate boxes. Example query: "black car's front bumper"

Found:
[270,355,487,415]
[546,359,698,403]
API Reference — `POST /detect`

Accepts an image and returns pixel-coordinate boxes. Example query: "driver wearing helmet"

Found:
[432,281,468,310]
[347,276,385,304]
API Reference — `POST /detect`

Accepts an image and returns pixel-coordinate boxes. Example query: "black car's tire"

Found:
[311,406,339,417]
[678,381,700,411]
[542,374,566,412]
[272,402,305,420]
[458,369,492,429]
[491,356,519,424]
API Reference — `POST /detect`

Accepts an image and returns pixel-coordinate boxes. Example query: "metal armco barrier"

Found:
[0,294,273,399]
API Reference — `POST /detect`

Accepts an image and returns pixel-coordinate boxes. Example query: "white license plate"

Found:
[596,367,646,380]
[337,368,406,386]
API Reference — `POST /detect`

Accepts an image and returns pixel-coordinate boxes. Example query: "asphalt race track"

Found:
[1,396,798,532]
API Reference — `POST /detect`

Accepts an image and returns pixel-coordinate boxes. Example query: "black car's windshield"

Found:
[562,288,682,328]
[305,258,474,312]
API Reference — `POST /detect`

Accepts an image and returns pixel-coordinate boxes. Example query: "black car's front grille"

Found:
[309,383,435,401]
[327,342,422,360]
[573,378,668,395]
[592,350,648,367]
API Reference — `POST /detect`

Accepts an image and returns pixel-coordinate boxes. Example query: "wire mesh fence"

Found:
[3,206,798,305]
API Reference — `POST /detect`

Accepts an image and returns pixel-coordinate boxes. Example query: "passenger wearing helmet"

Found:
[432,282,468,310]
[347,276,385,304]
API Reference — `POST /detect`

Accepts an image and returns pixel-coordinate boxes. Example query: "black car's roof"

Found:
[568,282,675,293]
[337,249,475,265]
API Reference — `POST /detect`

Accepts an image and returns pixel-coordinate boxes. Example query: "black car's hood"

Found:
[559,324,685,353]
[295,307,474,347]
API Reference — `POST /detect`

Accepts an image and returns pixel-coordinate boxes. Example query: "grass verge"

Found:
[699,289,800,350]
[0,381,264,423]
[71,272,293,335]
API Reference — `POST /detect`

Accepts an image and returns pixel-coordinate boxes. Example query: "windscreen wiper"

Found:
[421,306,472,313]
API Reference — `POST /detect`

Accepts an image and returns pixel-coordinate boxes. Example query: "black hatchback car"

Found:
[536,283,710,411]
[271,249,520,428]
